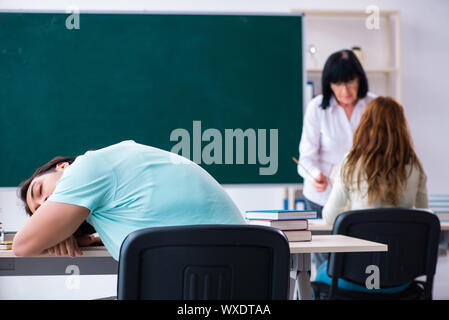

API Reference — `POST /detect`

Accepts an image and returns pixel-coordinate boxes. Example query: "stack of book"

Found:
[245,210,317,242]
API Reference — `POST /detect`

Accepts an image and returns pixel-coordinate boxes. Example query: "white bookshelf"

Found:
[292,9,402,101]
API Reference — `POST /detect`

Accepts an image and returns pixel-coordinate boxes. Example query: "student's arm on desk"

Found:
[43,232,102,256]
[12,201,90,257]
[322,171,349,225]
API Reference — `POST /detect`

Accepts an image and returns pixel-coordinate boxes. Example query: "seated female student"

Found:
[316,96,428,293]
[13,140,245,260]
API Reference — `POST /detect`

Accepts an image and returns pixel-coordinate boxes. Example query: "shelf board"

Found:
[306,68,399,74]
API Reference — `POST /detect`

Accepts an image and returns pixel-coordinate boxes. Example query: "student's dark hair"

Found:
[321,49,369,109]
[18,156,76,216]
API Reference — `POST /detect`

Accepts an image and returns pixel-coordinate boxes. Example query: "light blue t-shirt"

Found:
[49,140,245,260]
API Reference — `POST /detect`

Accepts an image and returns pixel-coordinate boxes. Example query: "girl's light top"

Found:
[322,159,428,225]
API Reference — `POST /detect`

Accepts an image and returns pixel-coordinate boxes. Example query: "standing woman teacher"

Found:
[298,49,376,219]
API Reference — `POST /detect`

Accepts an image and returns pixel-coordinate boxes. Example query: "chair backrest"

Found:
[117,224,290,300]
[328,208,440,298]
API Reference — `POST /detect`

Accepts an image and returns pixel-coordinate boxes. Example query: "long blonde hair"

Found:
[342,96,424,205]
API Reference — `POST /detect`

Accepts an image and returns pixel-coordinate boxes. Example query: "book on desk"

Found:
[245,210,317,220]
[245,210,316,242]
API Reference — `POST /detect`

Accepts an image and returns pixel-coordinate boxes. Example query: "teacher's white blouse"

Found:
[297,92,376,206]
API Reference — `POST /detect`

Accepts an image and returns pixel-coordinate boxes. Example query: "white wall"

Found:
[1,0,447,198]
[0,0,448,299]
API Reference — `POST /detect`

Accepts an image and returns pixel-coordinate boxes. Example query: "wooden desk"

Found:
[288,235,387,300]
[0,246,117,276]
[290,234,387,253]
[0,246,111,258]
[308,219,449,232]
[0,234,386,301]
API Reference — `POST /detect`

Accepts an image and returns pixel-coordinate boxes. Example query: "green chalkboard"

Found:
[0,12,303,186]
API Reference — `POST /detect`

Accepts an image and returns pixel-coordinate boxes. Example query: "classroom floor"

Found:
[433,251,449,299]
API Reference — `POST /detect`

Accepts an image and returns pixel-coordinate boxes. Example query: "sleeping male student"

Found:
[13,140,245,260]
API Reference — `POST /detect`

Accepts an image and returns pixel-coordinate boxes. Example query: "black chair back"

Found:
[117,224,290,300]
[328,208,440,299]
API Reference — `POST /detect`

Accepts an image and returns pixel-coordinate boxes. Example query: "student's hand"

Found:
[313,172,329,192]
[75,233,102,247]
[44,236,83,257]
